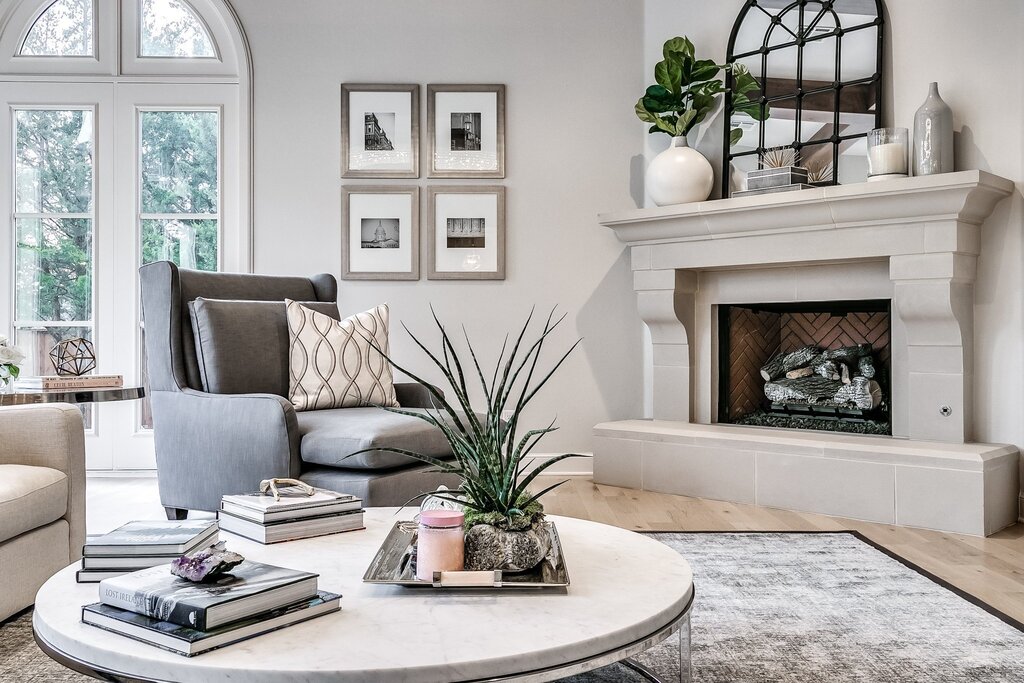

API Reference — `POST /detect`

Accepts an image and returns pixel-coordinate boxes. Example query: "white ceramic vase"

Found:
[646,136,714,206]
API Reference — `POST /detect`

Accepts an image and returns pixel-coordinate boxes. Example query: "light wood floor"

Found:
[87,475,1024,623]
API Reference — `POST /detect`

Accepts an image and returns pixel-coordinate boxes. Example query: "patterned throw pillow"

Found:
[285,300,399,411]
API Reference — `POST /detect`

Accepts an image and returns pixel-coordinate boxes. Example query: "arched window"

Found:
[0,0,251,469]
[19,0,93,56]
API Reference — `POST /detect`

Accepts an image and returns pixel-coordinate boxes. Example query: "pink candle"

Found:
[416,510,465,582]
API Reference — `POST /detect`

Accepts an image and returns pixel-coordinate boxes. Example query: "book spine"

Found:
[99,585,208,630]
[20,378,124,389]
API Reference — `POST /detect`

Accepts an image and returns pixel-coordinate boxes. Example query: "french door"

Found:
[2,81,242,470]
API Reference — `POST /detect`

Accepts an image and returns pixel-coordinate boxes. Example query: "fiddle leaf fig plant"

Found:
[636,36,767,146]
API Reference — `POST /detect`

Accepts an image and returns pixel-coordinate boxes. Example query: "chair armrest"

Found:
[394,382,444,409]
[150,389,301,512]
[0,404,85,560]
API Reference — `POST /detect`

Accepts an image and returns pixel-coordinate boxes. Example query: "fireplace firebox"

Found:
[717,300,891,435]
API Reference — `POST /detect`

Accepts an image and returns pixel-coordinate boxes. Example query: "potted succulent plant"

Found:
[637,35,766,205]
[356,309,585,572]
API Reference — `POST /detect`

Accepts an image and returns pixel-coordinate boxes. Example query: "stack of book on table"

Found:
[82,560,340,656]
[77,520,219,583]
[217,486,364,544]
[16,373,123,390]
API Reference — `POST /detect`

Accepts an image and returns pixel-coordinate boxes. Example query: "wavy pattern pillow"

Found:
[285,300,398,411]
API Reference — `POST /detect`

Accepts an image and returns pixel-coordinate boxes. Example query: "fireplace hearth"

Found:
[718,300,891,435]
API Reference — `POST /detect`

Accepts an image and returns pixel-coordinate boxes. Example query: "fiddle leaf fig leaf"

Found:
[634,99,657,123]
[676,109,698,136]
[690,59,721,83]
[655,59,683,95]
[730,126,745,147]
[662,35,695,62]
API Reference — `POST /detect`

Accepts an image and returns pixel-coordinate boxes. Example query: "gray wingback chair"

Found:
[140,261,461,519]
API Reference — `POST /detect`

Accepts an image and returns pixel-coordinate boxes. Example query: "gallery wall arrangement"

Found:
[340,82,507,281]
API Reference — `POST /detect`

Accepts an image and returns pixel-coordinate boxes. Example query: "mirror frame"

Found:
[722,0,885,196]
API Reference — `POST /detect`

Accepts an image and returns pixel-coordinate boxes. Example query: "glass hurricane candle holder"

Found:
[867,127,909,181]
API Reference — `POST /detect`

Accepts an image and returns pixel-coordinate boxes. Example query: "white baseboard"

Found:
[87,469,158,478]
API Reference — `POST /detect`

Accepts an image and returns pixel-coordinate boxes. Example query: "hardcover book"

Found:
[217,508,365,544]
[84,520,218,557]
[16,374,124,389]
[82,592,341,657]
[221,487,357,515]
[98,560,318,630]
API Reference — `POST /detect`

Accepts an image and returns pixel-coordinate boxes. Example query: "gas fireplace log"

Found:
[821,344,872,365]
[858,355,876,379]
[835,377,883,410]
[764,375,882,410]
[813,359,841,380]
[782,345,823,372]
[786,367,814,379]
[841,363,851,384]
[760,354,787,381]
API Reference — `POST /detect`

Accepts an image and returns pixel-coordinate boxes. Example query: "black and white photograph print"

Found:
[428,186,505,280]
[364,113,395,151]
[361,218,400,248]
[342,186,419,280]
[450,113,482,151]
[446,218,485,248]
[428,84,505,178]
[341,84,420,178]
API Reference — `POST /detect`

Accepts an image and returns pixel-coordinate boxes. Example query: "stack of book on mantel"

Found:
[77,520,219,583]
[16,373,123,390]
[82,560,340,656]
[217,486,364,544]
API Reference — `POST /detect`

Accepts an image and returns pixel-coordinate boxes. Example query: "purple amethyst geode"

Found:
[170,541,245,582]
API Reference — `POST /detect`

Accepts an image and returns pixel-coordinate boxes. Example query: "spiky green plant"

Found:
[348,308,586,529]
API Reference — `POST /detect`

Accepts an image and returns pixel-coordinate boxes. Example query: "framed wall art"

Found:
[427,186,505,280]
[341,83,419,178]
[341,186,419,280]
[427,84,505,178]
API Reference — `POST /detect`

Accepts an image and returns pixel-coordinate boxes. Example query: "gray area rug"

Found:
[2,532,1023,682]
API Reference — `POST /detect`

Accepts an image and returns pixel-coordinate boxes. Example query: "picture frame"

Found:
[341,83,419,178]
[341,186,419,280]
[427,186,506,280]
[427,84,506,178]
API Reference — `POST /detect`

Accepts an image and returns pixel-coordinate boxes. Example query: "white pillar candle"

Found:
[869,142,908,176]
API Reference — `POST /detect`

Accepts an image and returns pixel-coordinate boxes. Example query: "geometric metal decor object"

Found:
[49,337,97,376]
[723,0,885,194]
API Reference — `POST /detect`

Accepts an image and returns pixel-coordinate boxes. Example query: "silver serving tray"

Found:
[363,520,570,589]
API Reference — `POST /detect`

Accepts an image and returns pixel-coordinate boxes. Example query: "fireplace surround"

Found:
[593,171,1018,536]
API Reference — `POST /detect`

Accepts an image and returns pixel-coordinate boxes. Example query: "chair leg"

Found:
[164,507,188,520]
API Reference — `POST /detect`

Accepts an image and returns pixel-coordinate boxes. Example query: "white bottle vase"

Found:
[646,136,714,206]
[913,82,954,176]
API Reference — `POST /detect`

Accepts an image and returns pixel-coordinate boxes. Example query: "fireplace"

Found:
[717,300,891,435]
[592,172,1019,536]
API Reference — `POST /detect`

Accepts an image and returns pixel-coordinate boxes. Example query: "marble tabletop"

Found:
[33,508,694,682]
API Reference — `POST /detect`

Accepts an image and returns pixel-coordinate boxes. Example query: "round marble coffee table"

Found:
[33,509,694,682]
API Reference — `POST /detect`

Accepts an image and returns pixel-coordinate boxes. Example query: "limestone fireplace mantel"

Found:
[593,171,1019,536]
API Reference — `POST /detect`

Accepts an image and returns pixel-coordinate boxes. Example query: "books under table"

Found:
[218,507,364,544]
[98,559,319,630]
[82,591,340,657]
[76,521,220,583]
[15,374,123,390]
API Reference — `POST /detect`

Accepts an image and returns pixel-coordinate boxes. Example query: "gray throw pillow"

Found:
[189,298,340,396]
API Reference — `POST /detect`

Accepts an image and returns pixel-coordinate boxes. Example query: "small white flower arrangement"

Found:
[0,335,26,387]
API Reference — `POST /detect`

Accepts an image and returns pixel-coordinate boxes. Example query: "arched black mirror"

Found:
[723,0,884,196]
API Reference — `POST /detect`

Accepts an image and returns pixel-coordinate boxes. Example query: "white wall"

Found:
[641,1,1024,496]
[233,0,645,470]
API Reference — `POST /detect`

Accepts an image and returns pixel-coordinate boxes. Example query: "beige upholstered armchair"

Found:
[0,404,86,621]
